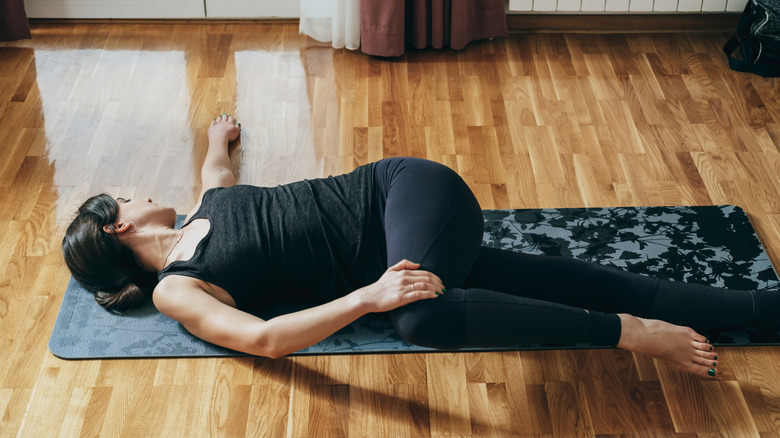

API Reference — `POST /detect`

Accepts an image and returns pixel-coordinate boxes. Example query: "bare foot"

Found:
[617,314,718,378]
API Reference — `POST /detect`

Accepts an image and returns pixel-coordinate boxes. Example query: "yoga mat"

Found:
[49,205,780,359]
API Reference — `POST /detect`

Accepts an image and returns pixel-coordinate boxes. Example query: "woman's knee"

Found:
[390,295,468,350]
[381,157,481,221]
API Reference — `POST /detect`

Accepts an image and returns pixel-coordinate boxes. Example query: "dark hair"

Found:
[62,194,156,313]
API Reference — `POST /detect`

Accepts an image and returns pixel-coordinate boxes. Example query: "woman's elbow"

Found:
[258,345,284,359]
[259,346,293,359]
[252,332,287,359]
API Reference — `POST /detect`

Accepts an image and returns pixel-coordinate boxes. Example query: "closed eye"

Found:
[116,197,131,203]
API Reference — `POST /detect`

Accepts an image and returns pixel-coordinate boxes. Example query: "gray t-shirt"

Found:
[157,164,381,315]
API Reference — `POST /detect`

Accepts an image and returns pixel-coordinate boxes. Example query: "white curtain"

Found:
[299,0,360,50]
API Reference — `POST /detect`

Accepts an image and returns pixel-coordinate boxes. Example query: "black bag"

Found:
[723,0,780,77]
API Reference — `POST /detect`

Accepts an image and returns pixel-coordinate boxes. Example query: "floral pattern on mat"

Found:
[481,205,780,346]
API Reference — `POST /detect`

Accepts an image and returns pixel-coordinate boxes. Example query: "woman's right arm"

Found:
[185,115,241,220]
[153,260,445,358]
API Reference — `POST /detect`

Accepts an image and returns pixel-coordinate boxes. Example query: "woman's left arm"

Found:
[262,260,445,356]
[155,260,444,358]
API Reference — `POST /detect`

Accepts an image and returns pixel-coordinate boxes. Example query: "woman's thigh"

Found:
[373,157,484,287]
[462,246,657,315]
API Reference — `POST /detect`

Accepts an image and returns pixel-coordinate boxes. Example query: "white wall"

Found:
[25,0,206,18]
[206,0,299,18]
[24,0,301,18]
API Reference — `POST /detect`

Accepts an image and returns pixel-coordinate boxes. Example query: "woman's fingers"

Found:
[407,271,444,291]
[389,259,420,271]
[408,281,446,296]
[401,283,442,304]
[365,262,448,312]
[406,271,445,294]
[383,259,446,303]
[388,260,443,283]
[211,113,238,125]
[402,290,441,305]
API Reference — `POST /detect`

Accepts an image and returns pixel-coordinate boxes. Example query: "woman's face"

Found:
[116,198,177,229]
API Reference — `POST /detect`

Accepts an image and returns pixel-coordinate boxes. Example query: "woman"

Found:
[63,114,776,377]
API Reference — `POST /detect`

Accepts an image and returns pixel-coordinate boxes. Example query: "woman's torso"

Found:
[157,164,383,316]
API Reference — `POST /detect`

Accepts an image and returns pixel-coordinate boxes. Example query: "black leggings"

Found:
[373,157,775,350]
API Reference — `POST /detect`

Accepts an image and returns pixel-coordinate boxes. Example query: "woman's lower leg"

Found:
[464,246,766,331]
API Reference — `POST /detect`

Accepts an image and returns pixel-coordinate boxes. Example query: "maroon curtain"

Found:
[360,0,507,57]
[1,0,31,42]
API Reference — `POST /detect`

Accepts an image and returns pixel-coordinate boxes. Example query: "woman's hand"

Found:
[356,259,446,313]
[208,113,241,143]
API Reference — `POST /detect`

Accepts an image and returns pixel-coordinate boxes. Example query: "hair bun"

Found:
[94,280,148,313]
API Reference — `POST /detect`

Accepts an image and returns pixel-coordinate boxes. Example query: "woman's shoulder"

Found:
[154,275,201,301]
[154,274,237,312]
[153,275,197,316]
[184,186,228,223]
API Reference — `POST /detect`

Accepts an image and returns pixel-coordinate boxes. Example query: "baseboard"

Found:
[506,13,740,32]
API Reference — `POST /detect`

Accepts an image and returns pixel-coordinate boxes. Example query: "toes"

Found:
[693,354,718,368]
[679,330,718,378]
[694,349,717,361]
[701,366,717,378]
[683,363,717,378]
[687,329,709,344]
[692,340,714,353]
[688,346,718,377]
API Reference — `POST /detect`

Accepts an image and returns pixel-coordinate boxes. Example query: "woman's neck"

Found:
[125,226,184,272]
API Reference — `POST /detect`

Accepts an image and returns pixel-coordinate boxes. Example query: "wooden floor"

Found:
[1,22,780,437]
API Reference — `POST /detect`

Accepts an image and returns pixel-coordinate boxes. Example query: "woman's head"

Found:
[62,194,156,312]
